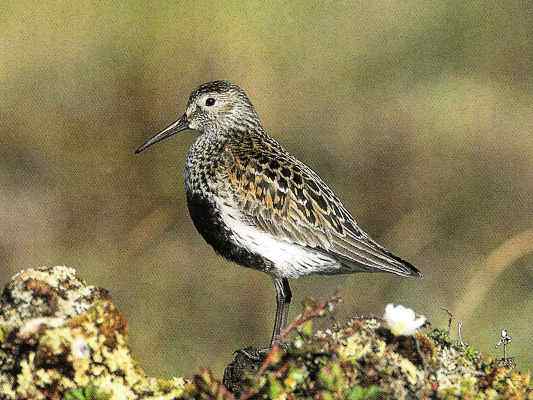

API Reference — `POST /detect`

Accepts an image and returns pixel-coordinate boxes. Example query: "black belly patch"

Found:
[186,192,271,272]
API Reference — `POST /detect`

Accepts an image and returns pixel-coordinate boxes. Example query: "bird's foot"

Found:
[234,346,271,362]
[224,347,266,394]
[235,342,289,361]
[224,344,288,394]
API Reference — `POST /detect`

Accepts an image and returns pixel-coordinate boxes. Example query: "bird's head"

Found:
[135,81,260,154]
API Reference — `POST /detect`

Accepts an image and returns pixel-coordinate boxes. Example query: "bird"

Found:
[135,80,422,347]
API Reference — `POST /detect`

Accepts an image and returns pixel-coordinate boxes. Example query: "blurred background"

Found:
[1,1,532,375]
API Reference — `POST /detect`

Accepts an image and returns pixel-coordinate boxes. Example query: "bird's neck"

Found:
[203,123,267,143]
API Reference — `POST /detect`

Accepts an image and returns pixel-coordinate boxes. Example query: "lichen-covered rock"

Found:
[0,266,185,400]
[221,298,533,400]
[0,267,531,400]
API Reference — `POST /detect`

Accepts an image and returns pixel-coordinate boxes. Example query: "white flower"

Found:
[383,304,426,336]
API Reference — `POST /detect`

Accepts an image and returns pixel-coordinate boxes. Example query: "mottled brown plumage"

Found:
[136,80,422,346]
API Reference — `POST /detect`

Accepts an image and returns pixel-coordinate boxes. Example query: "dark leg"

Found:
[271,277,292,346]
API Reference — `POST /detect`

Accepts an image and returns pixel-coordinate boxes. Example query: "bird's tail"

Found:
[323,233,423,278]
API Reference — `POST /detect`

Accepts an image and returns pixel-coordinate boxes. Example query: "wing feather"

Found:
[221,139,421,278]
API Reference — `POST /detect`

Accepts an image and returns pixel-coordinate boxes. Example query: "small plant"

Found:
[495,329,515,368]
[440,307,454,335]
[496,329,512,359]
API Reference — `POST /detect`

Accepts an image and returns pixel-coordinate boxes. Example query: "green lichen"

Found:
[64,385,111,400]
[346,385,382,400]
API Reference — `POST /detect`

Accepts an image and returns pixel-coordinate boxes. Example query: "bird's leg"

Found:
[271,277,292,347]
[235,278,292,362]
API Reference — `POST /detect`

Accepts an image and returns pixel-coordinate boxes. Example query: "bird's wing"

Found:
[221,143,421,277]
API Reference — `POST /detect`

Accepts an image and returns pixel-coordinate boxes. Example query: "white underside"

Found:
[216,198,339,278]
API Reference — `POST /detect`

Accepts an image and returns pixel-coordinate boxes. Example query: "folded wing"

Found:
[222,141,422,278]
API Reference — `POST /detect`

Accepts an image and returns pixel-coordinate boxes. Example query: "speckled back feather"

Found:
[215,133,420,277]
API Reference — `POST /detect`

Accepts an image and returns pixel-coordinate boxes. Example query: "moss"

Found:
[427,327,453,347]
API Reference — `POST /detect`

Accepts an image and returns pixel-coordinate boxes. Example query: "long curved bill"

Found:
[135,114,189,154]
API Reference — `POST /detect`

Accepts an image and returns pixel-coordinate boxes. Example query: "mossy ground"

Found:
[217,298,532,400]
[0,267,530,400]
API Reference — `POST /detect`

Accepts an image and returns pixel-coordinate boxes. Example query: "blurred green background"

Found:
[1,1,532,375]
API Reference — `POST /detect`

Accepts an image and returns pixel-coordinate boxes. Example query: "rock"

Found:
[0,266,184,400]
[223,347,268,395]
[221,298,533,399]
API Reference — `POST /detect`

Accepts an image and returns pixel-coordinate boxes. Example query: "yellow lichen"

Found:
[398,357,422,386]
[16,354,41,400]
[338,331,376,361]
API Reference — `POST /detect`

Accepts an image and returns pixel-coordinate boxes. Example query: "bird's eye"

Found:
[205,97,216,106]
